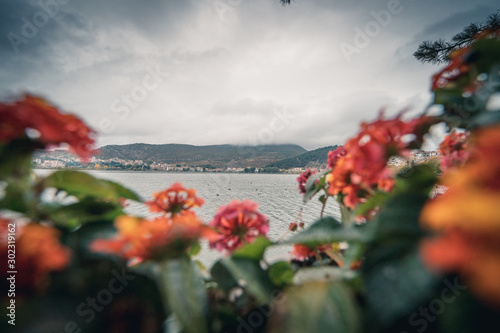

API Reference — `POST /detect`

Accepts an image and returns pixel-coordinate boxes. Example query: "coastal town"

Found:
[33,149,442,173]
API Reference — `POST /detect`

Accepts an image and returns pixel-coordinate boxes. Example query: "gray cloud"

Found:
[1,0,498,150]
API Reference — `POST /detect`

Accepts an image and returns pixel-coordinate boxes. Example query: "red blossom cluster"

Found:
[296,169,317,195]
[0,95,95,160]
[146,182,205,215]
[208,200,269,253]
[326,113,433,208]
[439,129,470,172]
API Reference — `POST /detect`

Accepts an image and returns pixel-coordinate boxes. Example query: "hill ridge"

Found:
[94,143,307,168]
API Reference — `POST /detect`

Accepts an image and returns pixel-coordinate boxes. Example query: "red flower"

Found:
[91,211,205,262]
[296,169,317,195]
[146,182,205,215]
[208,200,269,253]
[288,222,298,232]
[439,129,470,172]
[0,95,96,160]
[327,113,432,208]
[1,219,71,295]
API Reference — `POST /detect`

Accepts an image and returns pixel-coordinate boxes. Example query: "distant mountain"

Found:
[265,145,338,169]
[95,143,307,168]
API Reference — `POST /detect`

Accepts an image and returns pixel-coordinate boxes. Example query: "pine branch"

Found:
[414,10,500,64]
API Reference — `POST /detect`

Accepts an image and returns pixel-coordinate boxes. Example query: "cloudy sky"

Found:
[1,0,498,150]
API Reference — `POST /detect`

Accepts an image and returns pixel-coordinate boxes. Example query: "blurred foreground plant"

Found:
[2,25,500,333]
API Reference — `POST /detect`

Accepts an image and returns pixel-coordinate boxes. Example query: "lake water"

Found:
[35,170,341,265]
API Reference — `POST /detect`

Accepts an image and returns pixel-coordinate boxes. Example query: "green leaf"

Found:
[354,191,389,218]
[285,217,372,247]
[267,281,361,333]
[268,261,295,287]
[43,171,142,202]
[232,236,272,261]
[362,244,438,328]
[187,241,201,257]
[210,261,239,293]
[0,138,40,181]
[0,181,32,213]
[293,266,358,284]
[159,256,209,333]
[62,221,119,261]
[215,257,275,303]
[43,198,124,229]
[371,193,429,242]
[394,164,438,196]
[303,170,330,203]
[361,183,438,328]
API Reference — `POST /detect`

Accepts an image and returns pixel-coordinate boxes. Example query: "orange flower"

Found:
[146,182,205,215]
[91,212,205,262]
[290,244,316,261]
[421,124,500,305]
[208,200,269,253]
[1,219,71,295]
[0,95,96,160]
[327,113,432,208]
[290,243,332,261]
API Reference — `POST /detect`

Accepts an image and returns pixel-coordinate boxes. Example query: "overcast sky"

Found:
[1,0,498,150]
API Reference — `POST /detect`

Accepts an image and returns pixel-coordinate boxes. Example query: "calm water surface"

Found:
[36,170,340,265]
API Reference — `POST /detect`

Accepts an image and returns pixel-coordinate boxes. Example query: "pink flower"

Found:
[296,169,317,195]
[327,146,346,169]
[208,200,269,253]
[439,129,470,172]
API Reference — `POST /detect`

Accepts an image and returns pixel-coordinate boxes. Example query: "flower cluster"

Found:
[146,182,205,215]
[326,113,432,208]
[0,95,95,160]
[296,169,317,195]
[439,129,470,172]
[91,212,205,262]
[1,219,71,294]
[94,182,208,262]
[208,200,269,253]
[420,124,500,305]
